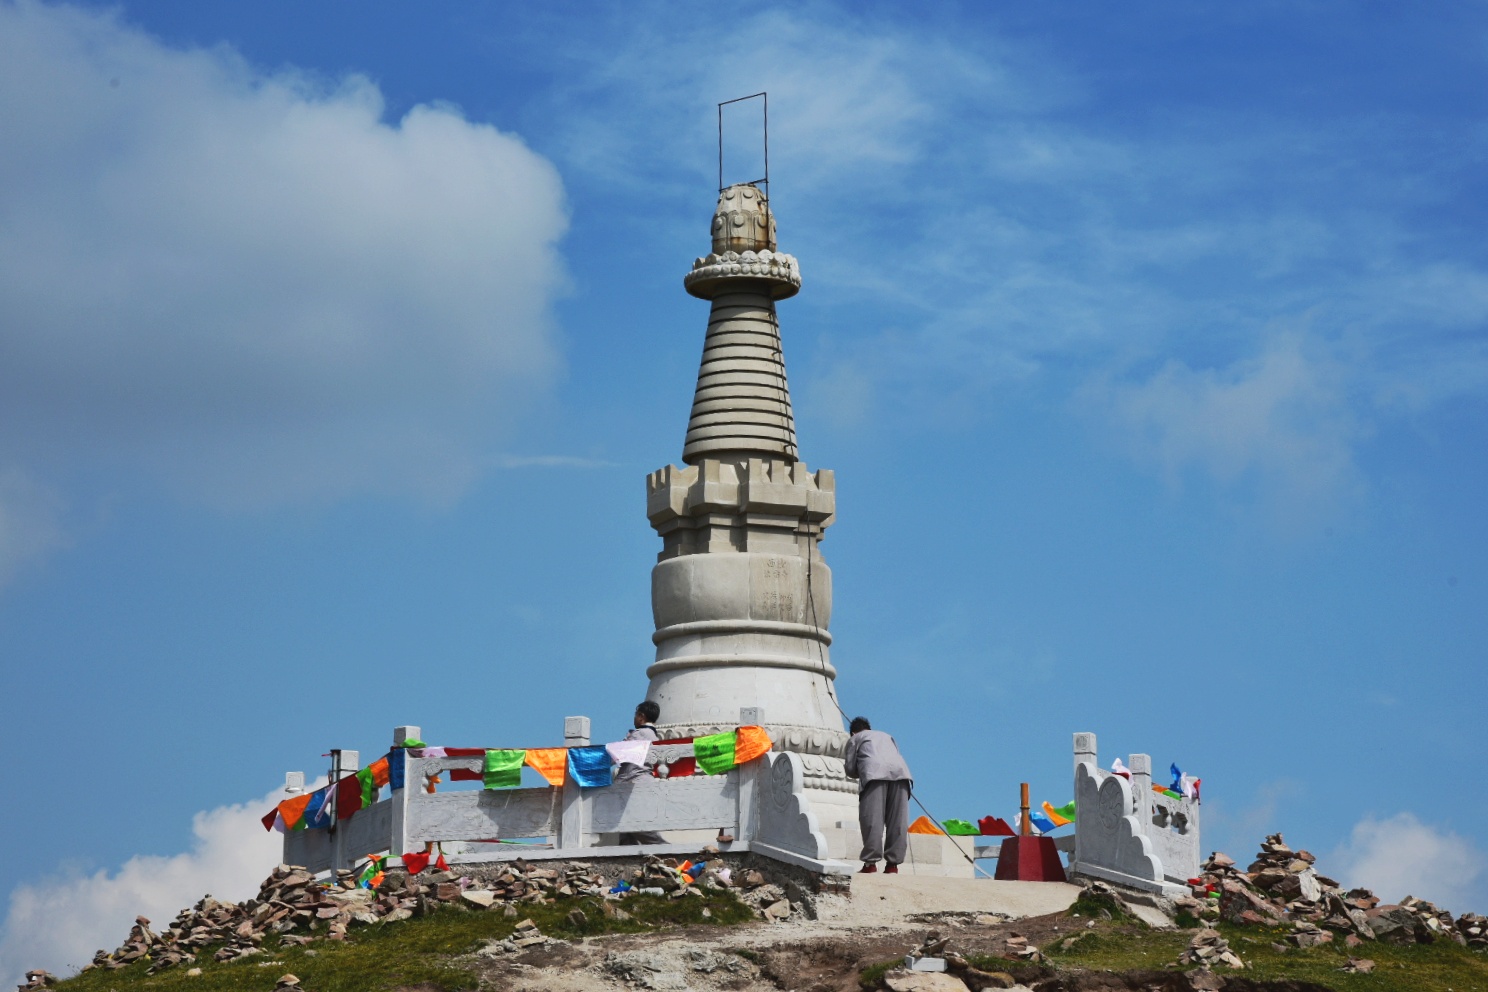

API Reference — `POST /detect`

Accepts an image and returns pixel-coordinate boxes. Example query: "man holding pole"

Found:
[844,716,913,874]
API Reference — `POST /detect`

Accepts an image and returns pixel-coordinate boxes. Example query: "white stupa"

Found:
[644,183,857,857]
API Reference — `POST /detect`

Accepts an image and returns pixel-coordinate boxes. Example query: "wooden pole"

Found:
[1020,782,1031,836]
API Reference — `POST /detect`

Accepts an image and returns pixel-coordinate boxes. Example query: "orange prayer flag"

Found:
[733,725,773,765]
[1041,801,1072,827]
[907,815,945,836]
[369,757,391,789]
[278,791,314,830]
[524,748,567,787]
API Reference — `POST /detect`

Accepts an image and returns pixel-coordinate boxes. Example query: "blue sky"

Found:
[1,0,1486,977]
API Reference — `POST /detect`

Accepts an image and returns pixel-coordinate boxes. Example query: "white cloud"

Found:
[0,784,293,985]
[0,467,67,588]
[0,1,568,510]
[1332,812,1487,912]
[1089,331,1364,521]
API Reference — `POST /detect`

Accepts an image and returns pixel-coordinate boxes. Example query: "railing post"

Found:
[737,707,763,841]
[559,716,590,851]
[329,749,359,873]
[390,726,420,860]
[1130,753,1152,830]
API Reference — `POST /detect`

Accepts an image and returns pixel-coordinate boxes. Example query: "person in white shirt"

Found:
[843,716,913,873]
[617,701,664,845]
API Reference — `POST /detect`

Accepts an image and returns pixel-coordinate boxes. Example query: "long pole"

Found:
[1020,782,1031,836]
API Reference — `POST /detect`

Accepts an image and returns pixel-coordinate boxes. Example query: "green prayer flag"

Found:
[357,855,386,887]
[356,766,377,808]
[1162,789,1182,800]
[1052,801,1077,822]
[693,731,738,775]
[400,739,425,749]
[483,749,526,789]
[942,819,980,835]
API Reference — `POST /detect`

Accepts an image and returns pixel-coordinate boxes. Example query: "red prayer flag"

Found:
[449,768,483,782]
[444,747,487,757]
[434,852,449,871]
[261,808,279,832]
[402,852,431,874]
[978,815,1015,837]
[336,774,364,819]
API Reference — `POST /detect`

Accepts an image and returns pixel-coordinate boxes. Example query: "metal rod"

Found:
[762,91,769,201]
[717,92,769,193]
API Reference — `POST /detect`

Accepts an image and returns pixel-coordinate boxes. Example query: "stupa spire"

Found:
[680,184,802,465]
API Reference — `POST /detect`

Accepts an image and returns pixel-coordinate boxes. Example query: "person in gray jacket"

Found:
[843,716,913,873]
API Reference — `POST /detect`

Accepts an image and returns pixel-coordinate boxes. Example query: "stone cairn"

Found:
[55,854,790,984]
[1175,832,1487,952]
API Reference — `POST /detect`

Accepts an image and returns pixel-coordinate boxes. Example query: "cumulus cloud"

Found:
[1333,812,1487,912]
[1089,331,1364,521]
[0,1,568,511]
[0,784,294,985]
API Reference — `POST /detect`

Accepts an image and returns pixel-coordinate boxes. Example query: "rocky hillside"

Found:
[15,834,1486,992]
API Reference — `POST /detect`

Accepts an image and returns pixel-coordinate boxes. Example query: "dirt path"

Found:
[471,877,1087,992]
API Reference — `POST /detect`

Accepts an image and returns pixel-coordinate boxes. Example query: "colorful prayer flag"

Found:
[401,852,431,875]
[369,757,391,789]
[357,854,387,888]
[567,745,613,787]
[303,787,330,829]
[336,774,364,820]
[942,819,980,835]
[907,815,945,836]
[525,748,567,787]
[1170,763,1183,792]
[388,748,407,791]
[733,725,773,764]
[1029,810,1057,833]
[978,815,1015,837]
[357,766,377,808]
[605,739,651,767]
[483,749,526,789]
[1041,801,1072,827]
[693,731,738,775]
[434,851,449,872]
[1051,800,1076,822]
[1111,758,1131,780]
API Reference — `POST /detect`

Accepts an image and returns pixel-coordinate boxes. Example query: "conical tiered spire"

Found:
[680,184,803,464]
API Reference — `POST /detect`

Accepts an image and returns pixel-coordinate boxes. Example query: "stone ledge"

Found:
[684,250,801,300]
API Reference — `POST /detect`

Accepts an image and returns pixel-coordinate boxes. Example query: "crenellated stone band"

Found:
[646,652,837,679]
[651,618,832,646]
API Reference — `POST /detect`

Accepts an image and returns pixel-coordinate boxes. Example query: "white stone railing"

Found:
[282,716,844,877]
[1068,731,1201,898]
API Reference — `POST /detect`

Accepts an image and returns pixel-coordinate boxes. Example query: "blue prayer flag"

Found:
[303,787,330,829]
[388,748,406,792]
[567,745,614,788]
[1029,810,1058,833]
[1170,763,1183,791]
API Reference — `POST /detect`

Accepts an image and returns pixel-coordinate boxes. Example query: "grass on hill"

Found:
[54,889,754,992]
[1040,920,1488,990]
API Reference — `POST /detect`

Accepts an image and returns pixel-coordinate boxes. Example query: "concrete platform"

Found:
[827,874,1082,923]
